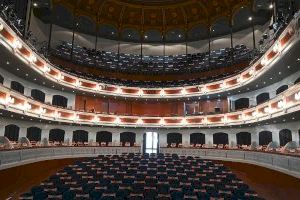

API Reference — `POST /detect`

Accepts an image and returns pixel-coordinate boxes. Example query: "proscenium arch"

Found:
[259,131,272,145]
[167,133,182,147]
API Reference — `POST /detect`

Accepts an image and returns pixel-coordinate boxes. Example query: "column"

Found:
[41,129,50,146]
[45,94,53,104]
[112,132,120,146]
[64,130,73,145]
[0,125,5,136]
[249,97,257,107]
[19,127,27,139]
[135,132,143,146]
[292,129,300,147]
[88,131,97,143]
[3,79,11,88]
[206,134,213,147]
[251,132,259,145]
[24,88,31,97]
[159,133,167,148]
[228,134,237,148]
[182,133,190,147]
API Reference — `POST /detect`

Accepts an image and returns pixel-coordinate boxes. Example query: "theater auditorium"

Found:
[0,0,300,199]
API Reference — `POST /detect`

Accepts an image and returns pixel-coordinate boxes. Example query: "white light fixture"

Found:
[12,39,22,49]
[252,111,257,117]
[116,87,122,94]
[159,118,165,126]
[160,89,165,96]
[7,97,15,104]
[295,92,300,100]
[277,100,285,108]
[248,16,253,21]
[0,23,3,31]
[43,66,51,73]
[181,88,187,95]
[138,89,143,96]
[115,116,121,125]
[264,107,270,113]
[260,57,268,66]
[25,103,32,110]
[136,118,143,125]
[273,42,281,53]
[181,118,187,126]
[29,54,37,63]
[269,4,274,9]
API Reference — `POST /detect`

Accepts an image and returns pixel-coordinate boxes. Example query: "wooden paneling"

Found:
[75,95,228,116]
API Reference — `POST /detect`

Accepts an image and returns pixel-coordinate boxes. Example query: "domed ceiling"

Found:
[34,0,272,42]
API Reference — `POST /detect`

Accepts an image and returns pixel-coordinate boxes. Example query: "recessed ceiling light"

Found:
[287,66,291,68]
[6,61,9,65]
[26,74,28,76]
[34,78,36,81]
[16,68,19,71]
[279,72,281,75]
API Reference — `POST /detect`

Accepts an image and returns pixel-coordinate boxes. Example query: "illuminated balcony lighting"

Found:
[25,103,32,110]
[181,118,187,125]
[273,42,281,53]
[249,69,254,75]
[115,116,121,124]
[7,97,15,104]
[12,39,22,49]
[138,89,143,96]
[55,112,61,118]
[295,92,300,100]
[75,80,82,87]
[136,118,143,125]
[159,118,165,126]
[277,100,285,108]
[160,89,165,96]
[60,74,64,80]
[116,87,122,94]
[237,76,243,83]
[29,54,37,63]
[73,115,79,121]
[40,108,46,114]
[43,66,50,73]
[252,111,257,117]
[264,107,270,113]
[260,57,268,66]
[0,23,3,31]
[181,88,187,95]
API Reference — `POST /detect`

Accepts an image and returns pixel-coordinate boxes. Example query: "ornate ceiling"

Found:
[51,0,253,33]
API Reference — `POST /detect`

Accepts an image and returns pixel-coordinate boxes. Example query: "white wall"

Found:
[0,68,75,109]
[29,14,270,56]
[230,70,300,110]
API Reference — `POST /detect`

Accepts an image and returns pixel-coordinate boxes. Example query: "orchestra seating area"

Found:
[19,153,262,200]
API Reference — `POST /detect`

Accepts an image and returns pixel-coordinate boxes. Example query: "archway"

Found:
[279,129,292,146]
[256,93,270,105]
[73,130,88,143]
[234,98,250,110]
[120,132,136,146]
[259,131,272,145]
[4,124,19,141]
[49,129,65,143]
[236,132,251,145]
[276,85,288,95]
[167,133,182,147]
[31,89,46,102]
[11,81,24,94]
[213,133,229,145]
[52,95,68,108]
[27,127,42,142]
[96,131,112,145]
[190,133,205,145]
